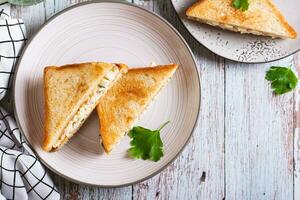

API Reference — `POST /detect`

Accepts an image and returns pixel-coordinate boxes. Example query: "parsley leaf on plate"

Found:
[128,121,170,162]
[265,66,298,95]
[232,0,249,11]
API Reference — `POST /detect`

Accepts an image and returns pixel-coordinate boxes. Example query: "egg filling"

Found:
[52,66,119,149]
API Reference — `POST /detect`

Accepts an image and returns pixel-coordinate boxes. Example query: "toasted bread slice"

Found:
[43,62,128,152]
[186,0,297,39]
[96,64,178,153]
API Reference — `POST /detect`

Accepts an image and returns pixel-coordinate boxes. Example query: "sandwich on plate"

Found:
[43,62,127,152]
[96,64,178,153]
[186,0,297,39]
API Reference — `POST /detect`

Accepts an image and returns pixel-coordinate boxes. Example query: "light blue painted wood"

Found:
[225,57,294,200]
[293,53,300,200]
[10,2,45,36]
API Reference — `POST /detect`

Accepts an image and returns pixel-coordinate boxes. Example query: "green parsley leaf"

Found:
[265,66,298,95]
[128,121,170,162]
[232,0,249,11]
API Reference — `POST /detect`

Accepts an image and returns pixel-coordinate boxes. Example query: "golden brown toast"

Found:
[186,0,297,39]
[96,64,178,153]
[43,62,127,152]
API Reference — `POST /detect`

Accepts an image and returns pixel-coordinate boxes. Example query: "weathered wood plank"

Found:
[294,52,300,200]
[44,0,54,20]
[132,0,153,10]
[53,0,83,12]
[132,0,225,199]
[10,2,46,37]
[45,0,91,20]
[52,169,132,200]
[225,57,294,200]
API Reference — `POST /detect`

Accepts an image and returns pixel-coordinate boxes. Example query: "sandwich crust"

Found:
[97,64,178,153]
[186,0,297,39]
[43,62,127,152]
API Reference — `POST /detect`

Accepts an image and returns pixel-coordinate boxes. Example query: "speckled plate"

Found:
[13,1,200,186]
[171,0,300,63]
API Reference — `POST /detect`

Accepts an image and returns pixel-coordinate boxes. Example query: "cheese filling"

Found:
[52,66,119,149]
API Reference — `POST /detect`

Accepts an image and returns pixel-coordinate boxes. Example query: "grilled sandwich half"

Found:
[96,64,178,153]
[186,0,297,39]
[43,62,128,151]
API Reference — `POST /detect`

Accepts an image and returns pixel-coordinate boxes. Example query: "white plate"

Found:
[171,0,300,63]
[13,1,200,186]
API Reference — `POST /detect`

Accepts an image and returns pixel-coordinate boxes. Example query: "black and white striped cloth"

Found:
[0,1,60,199]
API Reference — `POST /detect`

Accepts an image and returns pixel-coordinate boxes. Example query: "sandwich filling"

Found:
[187,16,291,39]
[52,65,120,149]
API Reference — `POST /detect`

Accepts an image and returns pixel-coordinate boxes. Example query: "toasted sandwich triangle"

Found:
[96,64,178,153]
[186,0,297,39]
[43,62,127,152]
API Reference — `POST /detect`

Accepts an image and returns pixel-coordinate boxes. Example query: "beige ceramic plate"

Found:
[171,0,300,63]
[13,1,200,186]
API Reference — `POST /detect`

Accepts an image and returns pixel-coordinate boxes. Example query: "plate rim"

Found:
[12,0,201,187]
[170,0,300,64]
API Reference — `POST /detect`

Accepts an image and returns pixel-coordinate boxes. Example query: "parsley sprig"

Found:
[128,121,170,162]
[265,66,298,95]
[232,0,249,11]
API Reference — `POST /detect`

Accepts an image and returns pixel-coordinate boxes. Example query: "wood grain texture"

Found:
[294,52,300,200]
[10,2,45,36]
[9,0,299,199]
[225,57,294,200]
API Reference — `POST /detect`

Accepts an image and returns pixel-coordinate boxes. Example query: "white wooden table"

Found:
[11,0,300,199]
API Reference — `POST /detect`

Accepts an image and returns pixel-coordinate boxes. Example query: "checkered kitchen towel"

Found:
[0,1,59,199]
